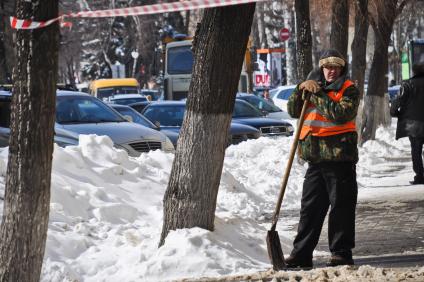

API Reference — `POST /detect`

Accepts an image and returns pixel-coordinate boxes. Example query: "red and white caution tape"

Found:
[11,0,265,30]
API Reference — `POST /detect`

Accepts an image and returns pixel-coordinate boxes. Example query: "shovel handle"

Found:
[270,91,310,231]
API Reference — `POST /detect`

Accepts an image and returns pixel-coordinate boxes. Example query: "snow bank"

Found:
[0,124,423,281]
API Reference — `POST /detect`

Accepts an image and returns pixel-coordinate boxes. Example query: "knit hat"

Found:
[318,49,346,68]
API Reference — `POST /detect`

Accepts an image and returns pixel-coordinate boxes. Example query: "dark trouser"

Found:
[290,162,358,260]
[409,137,424,181]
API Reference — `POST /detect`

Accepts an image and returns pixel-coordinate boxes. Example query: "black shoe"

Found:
[410,179,424,185]
[285,255,313,270]
[326,255,354,267]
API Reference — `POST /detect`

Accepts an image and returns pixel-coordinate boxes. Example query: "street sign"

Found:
[279,28,290,42]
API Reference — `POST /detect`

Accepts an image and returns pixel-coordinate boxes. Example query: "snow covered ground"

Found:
[0,121,424,281]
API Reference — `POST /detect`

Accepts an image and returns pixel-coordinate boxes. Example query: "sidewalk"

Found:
[177,199,424,282]
[280,198,424,268]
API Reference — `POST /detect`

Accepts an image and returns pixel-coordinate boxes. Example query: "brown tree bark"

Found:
[0,0,14,84]
[351,0,369,143]
[295,0,313,82]
[360,0,410,144]
[159,4,255,246]
[330,0,349,59]
[0,0,59,281]
[351,0,369,97]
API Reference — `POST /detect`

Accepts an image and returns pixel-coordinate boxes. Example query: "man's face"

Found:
[323,65,342,83]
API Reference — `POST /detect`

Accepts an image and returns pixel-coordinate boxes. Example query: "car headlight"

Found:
[163,137,175,152]
[114,144,130,154]
[287,126,294,133]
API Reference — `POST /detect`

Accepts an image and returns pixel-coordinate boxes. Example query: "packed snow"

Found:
[1,121,424,281]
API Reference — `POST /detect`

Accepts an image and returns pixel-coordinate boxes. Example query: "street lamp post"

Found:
[131,50,139,78]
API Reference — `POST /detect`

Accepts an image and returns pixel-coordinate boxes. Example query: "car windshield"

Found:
[97,86,138,100]
[233,100,264,118]
[272,87,295,100]
[114,107,156,129]
[167,45,194,75]
[240,95,282,113]
[56,96,126,124]
[111,96,148,105]
[143,105,186,126]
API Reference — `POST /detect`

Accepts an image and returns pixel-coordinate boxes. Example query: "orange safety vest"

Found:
[300,80,356,140]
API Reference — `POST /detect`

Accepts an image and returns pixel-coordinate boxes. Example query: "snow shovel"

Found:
[266,92,310,271]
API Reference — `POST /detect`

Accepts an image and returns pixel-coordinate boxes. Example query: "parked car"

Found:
[128,101,151,113]
[108,94,149,105]
[232,99,294,136]
[236,93,291,120]
[270,85,296,112]
[140,89,161,101]
[0,91,80,148]
[141,101,261,146]
[0,90,174,156]
[109,104,179,147]
[388,85,401,101]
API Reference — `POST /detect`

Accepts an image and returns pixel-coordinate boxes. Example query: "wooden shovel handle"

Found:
[270,91,310,231]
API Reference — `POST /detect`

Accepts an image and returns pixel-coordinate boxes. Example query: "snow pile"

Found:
[195,266,424,282]
[0,124,423,281]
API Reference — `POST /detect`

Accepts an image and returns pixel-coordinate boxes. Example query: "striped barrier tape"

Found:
[10,0,265,30]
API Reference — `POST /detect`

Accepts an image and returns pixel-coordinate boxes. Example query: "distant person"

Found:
[286,49,360,269]
[262,89,274,104]
[272,59,281,87]
[389,79,396,87]
[390,62,424,185]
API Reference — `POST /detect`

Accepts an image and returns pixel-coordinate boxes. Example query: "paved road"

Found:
[279,199,424,268]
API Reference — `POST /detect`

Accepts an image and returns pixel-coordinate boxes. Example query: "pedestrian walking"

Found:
[285,49,360,268]
[390,61,424,185]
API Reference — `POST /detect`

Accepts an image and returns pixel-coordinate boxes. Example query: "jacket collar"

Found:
[323,74,347,91]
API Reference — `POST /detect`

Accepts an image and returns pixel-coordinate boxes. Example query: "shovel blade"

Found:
[266,230,286,271]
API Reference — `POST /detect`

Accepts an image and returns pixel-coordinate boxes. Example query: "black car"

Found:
[141,101,261,146]
[233,99,294,136]
[128,101,151,113]
[109,103,179,147]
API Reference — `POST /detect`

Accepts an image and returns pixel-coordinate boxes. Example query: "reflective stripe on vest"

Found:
[300,80,356,140]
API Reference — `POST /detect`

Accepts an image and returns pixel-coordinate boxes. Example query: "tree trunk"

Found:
[330,0,349,59]
[257,2,267,48]
[361,0,399,144]
[351,0,369,142]
[351,0,369,97]
[286,5,298,84]
[159,4,255,246]
[295,0,313,82]
[0,1,14,84]
[0,0,59,281]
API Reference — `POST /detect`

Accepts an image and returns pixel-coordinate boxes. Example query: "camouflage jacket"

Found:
[287,82,360,164]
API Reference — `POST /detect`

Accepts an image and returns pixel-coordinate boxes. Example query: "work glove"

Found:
[299,80,321,94]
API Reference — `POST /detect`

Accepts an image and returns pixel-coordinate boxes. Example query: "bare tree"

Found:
[286,5,298,84]
[159,4,256,246]
[330,0,350,58]
[256,2,268,48]
[0,0,59,281]
[0,1,14,84]
[351,0,369,97]
[295,0,313,81]
[360,0,411,144]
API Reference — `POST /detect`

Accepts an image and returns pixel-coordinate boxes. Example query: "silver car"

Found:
[0,91,174,156]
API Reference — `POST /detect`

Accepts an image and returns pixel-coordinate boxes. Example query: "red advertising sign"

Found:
[255,74,270,87]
